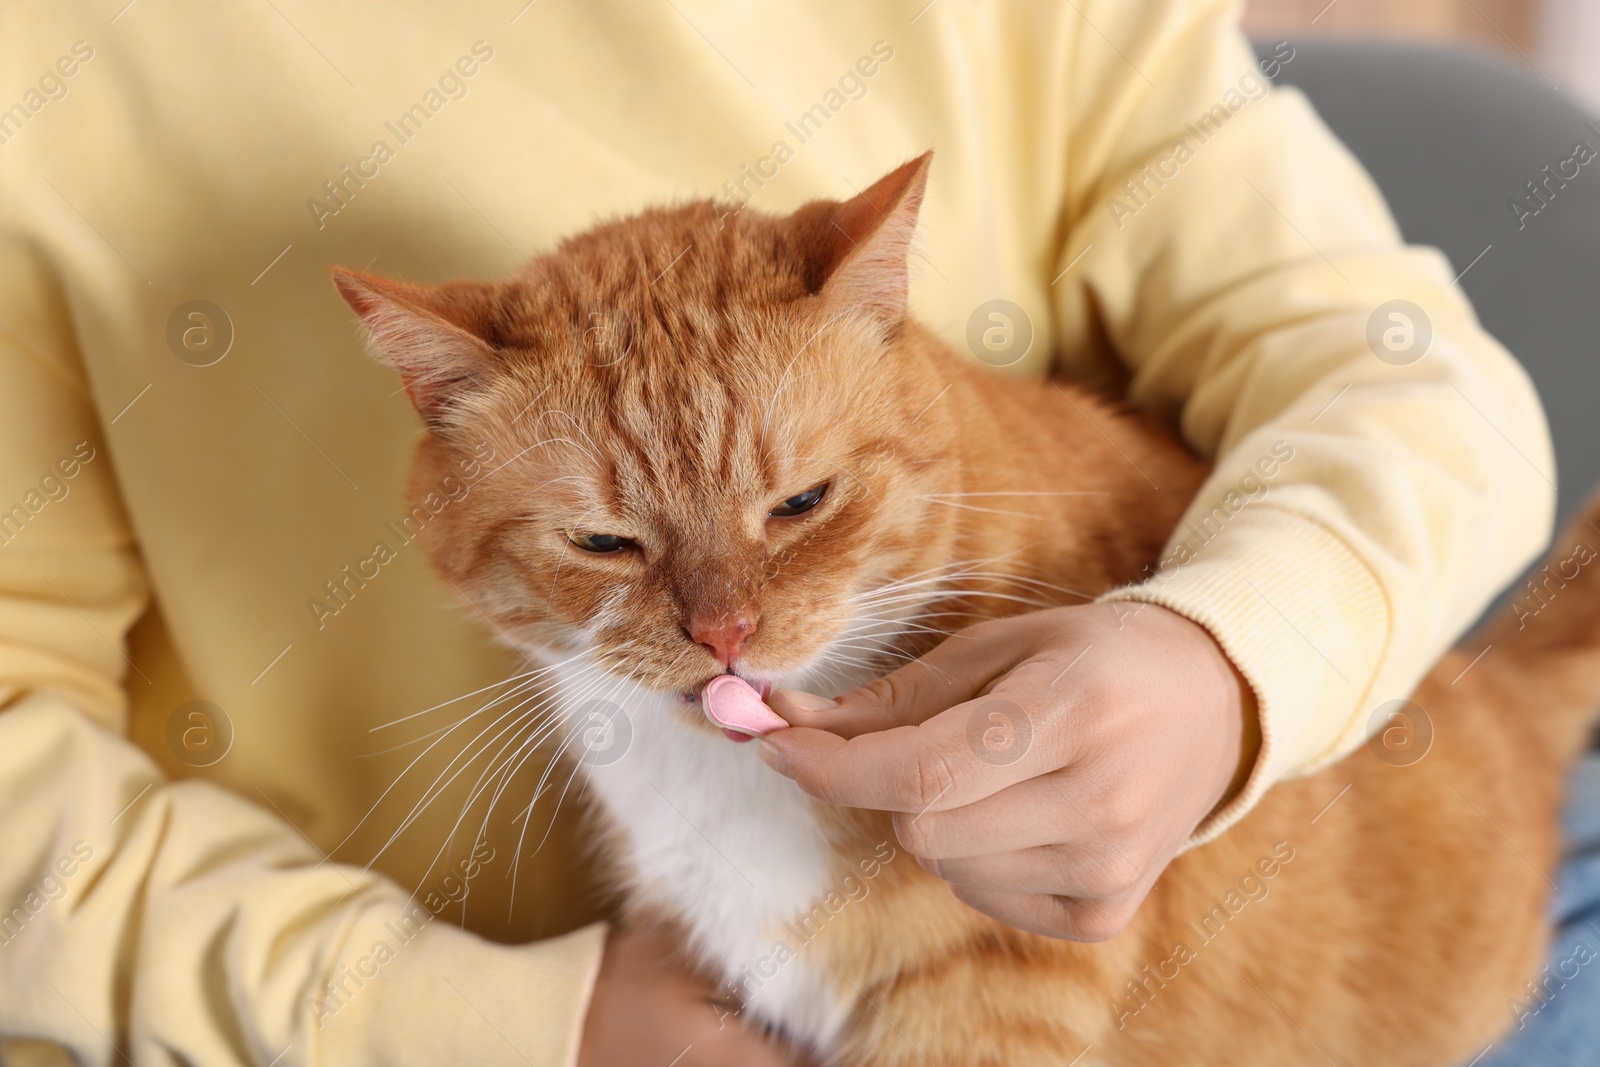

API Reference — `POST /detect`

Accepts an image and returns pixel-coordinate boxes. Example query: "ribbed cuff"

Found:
[314,913,607,1067]
[1099,503,1390,846]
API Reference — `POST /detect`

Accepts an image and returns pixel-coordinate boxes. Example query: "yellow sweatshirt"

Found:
[0,1,1552,1064]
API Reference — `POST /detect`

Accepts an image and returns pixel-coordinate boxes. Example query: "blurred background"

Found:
[1244,0,1600,115]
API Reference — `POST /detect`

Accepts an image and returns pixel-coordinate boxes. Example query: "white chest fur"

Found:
[559,666,854,1049]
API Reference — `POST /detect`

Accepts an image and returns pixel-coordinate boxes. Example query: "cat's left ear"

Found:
[331,269,498,425]
[799,151,932,331]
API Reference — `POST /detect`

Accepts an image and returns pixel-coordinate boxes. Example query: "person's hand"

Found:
[578,923,813,1067]
[761,602,1256,941]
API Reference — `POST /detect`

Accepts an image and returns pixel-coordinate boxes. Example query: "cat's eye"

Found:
[568,530,634,554]
[769,483,828,518]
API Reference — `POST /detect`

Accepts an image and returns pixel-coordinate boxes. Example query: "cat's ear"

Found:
[331,269,497,424]
[802,151,931,330]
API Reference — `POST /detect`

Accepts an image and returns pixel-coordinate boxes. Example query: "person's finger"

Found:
[887,770,1127,859]
[768,617,1037,737]
[758,679,1075,813]
[948,885,1143,942]
[913,845,1159,900]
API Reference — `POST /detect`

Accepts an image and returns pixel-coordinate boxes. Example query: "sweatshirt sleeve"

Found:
[1051,1,1555,841]
[0,240,605,1066]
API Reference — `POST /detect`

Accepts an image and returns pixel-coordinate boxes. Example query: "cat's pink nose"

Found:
[689,614,759,667]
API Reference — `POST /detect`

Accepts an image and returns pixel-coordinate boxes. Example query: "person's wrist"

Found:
[1191,615,1259,813]
[1153,605,1259,815]
[1221,675,1262,810]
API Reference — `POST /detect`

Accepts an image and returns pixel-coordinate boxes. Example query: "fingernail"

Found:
[772,689,838,713]
[757,740,792,777]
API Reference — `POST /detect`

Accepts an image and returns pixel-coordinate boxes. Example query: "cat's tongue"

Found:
[702,675,789,742]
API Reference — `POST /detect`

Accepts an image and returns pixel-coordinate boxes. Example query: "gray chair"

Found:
[1256,39,1600,626]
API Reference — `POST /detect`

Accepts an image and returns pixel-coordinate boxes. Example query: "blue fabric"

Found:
[1468,753,1600,1066]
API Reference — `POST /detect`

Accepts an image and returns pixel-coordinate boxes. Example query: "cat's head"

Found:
[333,154,962,703]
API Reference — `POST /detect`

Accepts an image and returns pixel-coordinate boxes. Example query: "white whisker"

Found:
[917,497,1042,518]
[921,490,1111,498]
[331,664,589,858]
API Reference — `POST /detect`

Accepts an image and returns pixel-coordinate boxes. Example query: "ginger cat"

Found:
[333,155,1600,1066]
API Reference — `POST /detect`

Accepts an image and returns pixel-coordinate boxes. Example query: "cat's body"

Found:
[335,155,1600,1065]
[566,327,1205,1053]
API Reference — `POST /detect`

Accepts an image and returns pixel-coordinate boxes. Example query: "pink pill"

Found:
[702,675,790,741]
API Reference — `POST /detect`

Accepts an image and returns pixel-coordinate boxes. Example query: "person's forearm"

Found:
[1093,235,1552,842]
[0,692,605,1065]
[1060,2,1554,840]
